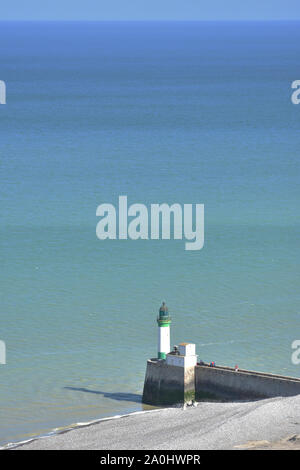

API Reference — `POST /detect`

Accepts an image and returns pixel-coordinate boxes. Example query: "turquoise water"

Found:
[1,21,300,445]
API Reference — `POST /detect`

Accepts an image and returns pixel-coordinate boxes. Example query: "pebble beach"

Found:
[7,394,300,450]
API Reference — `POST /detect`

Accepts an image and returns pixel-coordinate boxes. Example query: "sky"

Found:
[1,0,300,21]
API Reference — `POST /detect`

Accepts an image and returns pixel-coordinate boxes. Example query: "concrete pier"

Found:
[195,365,300,400]
[142,361,300,406]
[142,359,196,405]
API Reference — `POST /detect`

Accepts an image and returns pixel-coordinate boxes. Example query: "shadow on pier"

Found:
[64,387,142,404]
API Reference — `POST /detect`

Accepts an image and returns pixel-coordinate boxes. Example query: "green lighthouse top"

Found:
[157,302,171,326]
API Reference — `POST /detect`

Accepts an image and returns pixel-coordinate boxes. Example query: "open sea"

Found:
[0,21,300,446]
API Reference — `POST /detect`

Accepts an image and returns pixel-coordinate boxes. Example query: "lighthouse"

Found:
[143,301,197,405]
[157,302,171,359]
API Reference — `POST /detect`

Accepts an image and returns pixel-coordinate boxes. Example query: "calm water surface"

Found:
[0,21,300,445]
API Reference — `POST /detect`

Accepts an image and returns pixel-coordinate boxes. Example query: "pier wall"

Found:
[142,359,195,405]
[195,365,300,400]
[142,360,300,406]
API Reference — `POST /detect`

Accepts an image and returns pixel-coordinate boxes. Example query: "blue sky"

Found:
[1,0,300,21]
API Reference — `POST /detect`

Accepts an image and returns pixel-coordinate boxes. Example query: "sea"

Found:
[0,21,299,446]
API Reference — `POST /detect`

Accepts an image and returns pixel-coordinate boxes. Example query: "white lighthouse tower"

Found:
[157,302,171,359]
